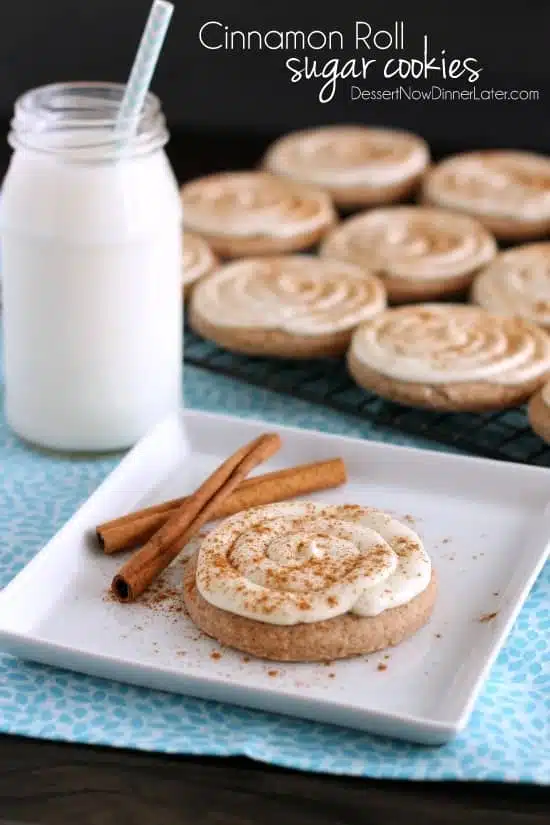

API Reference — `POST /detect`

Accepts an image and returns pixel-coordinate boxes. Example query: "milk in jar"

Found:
[0,82,183,451]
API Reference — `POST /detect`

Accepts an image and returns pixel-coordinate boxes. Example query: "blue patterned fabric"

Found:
[0,356,549,783]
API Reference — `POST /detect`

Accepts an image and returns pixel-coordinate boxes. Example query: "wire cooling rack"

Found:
[184,326,550,467]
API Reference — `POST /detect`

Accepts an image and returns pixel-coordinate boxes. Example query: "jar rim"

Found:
[9,81,168,160]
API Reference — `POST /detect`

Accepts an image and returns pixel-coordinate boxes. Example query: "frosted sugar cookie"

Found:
[263,125,430,209]
[422,150,550,241]
[348,304,550,412]
[320,206,497,302]
[472,243,550,329]
[180,171,336,257]
[189,254,386,358]
[182,231,217,295]
[183,502,436,662]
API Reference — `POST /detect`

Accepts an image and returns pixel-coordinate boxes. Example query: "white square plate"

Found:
[0,410,549,745]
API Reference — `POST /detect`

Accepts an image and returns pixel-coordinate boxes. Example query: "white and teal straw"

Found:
[115,0,174,140]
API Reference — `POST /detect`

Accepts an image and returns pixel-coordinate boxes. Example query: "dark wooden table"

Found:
[1,735,549,824]
[1,130,548,824]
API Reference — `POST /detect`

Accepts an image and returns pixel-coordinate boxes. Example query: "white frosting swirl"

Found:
[321,207,496,282]
[190,255,386,335]
[473,243,550,329]
[182,231,217,289]
[196,502,431,625]
[423,151,550,221]
[350,304,550,386]
[263,126,430,188]
[180,172,335,239]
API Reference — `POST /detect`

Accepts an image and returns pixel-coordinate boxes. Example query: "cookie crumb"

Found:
[479,611,498,623]
[435,633,442,639]
[210,650,222,660]
[242,656,250,663]
[442,537,451,544]
[377,663,388,672]
[328,672,336,679]
[267,669,279,677]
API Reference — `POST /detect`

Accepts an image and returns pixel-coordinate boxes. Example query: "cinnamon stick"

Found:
[97,458,347,554]
[111,433,281,602]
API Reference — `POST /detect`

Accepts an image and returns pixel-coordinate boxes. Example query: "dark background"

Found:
[0,0,549,156]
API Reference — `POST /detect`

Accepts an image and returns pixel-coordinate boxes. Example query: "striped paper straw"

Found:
[115,0,174,141]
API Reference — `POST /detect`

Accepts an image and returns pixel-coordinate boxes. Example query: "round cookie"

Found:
[184,553,437,662]
[472,242,550,330]
[180,171,336,258]
[347,304,550,412]
[183,502,436,662]
[320,206,497,303]
[189,255,386,358]
[528,382,550,443]
[422,150,550,241]
[182,231,217,296]
[263,125,430,210]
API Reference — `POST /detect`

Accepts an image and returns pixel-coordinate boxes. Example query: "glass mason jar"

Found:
[0,82,183,452]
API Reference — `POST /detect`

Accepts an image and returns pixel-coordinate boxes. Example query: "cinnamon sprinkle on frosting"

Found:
[195,502,432,626]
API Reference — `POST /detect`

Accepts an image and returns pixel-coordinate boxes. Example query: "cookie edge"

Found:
[182,551,437,662]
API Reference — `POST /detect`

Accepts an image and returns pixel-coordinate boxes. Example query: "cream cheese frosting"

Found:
[180,172,335,239]
[182,231,217,288]
[195,502,431,625]
[350,304,550,386]
[263,125,430,188]
[423,151,550,222]
[321,206,496,281]
[190,255,386,335]
[472,243,550,329]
